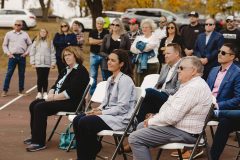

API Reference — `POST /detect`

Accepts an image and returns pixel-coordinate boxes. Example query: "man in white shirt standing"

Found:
[129,56,212,160]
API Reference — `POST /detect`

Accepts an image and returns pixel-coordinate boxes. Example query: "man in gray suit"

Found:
[136,43,182,122]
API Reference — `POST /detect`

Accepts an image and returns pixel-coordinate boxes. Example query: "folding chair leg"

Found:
[210,126,215,140]
[236,150,240,160]
[177,149,183,160]
[203,133,212,160]
[156,149,163,160]
[117,137,128,160]
[66,134,75,152]
[47,116,62,141]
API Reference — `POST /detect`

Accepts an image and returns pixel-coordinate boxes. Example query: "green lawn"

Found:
[0,19,90,70]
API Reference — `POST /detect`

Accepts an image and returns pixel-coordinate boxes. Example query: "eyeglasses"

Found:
[226,20,234,23]
[61,25,68,28]
[205,23,214,26]
[15,24,22,26]
[167,26,175,29]
[111,23,120,27]
[218,50,234,56]
[159,21,166,24]
[178,66,193,71]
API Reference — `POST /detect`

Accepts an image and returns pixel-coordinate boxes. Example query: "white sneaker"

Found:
[43,92,48,100]
[36,92,42,99]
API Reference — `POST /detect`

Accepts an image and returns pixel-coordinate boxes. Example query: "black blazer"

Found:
[158,34,183,64]
[51,64,90,106]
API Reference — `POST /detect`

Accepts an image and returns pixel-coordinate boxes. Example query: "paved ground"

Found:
[0,68,239,160]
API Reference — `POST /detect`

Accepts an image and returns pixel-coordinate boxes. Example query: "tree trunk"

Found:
[1,0,4,9]
[86,0,103,29]
[39,0,51,21]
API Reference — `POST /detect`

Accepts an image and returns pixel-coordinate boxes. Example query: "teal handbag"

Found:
[59,124,76,150]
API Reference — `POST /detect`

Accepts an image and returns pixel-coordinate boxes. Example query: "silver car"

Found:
[121,8,188,29]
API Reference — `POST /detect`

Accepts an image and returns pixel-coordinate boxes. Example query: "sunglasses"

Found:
[111,23,120,27]
[178,66,193,71]
[167,26,175,29]
[205,23,214,26]
[218,50,234,56]
[15,24,22,26]
[61,25,68,28]
[226,20,234,23]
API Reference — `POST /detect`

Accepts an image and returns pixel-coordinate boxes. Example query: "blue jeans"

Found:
[90,53,111,95]
[210,117,240,160]
[3,55,26,92]
[218,110,240,119]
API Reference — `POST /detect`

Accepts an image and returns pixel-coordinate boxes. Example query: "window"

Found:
[0,10,7,15]
[7,10,26,15]
[135,11,161,17]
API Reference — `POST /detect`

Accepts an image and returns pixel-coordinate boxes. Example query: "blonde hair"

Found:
[34,28,51,47]
[141,18,157,32]
[61,46,84,65]
[112,18,126,35]
[59,21,71,34]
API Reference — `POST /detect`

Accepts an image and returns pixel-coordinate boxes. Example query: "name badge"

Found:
[194,30,199,33]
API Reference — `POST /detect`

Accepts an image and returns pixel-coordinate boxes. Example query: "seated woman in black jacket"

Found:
[24,46,90,152]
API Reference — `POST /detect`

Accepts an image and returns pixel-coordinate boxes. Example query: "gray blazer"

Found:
[98,72,136,131]
[155,61,181,95]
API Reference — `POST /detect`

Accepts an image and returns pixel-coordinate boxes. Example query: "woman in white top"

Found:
[30,28,56,99]
[131,18,159,86]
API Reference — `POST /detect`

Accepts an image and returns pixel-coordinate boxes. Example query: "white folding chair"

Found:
[140,74,160,89]
[47,77,94,142]
[98,87,146,160]
[156,104,215,160]
[66,80,107,152]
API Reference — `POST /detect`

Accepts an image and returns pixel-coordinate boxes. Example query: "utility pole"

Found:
[1,0,5,9]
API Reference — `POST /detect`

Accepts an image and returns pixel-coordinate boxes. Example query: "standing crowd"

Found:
[1,10,240,160]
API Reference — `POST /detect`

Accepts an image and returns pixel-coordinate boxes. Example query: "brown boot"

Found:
[123,144,132,153]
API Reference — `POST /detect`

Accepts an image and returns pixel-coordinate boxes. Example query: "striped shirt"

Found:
[148,76,212,134]
[2,30,32,55]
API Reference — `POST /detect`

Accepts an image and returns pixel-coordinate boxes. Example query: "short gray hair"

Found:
[181,56,204,75]
[96,17,105,24]
[140,18,157,31]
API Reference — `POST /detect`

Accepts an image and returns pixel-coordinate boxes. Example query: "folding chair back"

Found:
[47,77,94,142]
[156,104,215,160]
[84,80,107,112]
[140,74,159,89]
[109,87,146,160]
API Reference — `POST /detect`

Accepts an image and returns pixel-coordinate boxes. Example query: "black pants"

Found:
[29,99,77,145]
[136,88,169,123]
[36,67,50,92]
[210,118,240,160]
[56,58,65,75]
[73,114,112,160]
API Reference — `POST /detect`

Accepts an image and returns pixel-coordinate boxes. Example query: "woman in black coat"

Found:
[53,21,78,74]
[24,46,89,152]
[158,22,183,71]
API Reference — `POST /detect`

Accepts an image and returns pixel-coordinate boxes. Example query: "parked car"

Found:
[0,9,37,30]
[67,11,124,31]
[121,8,188,30]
